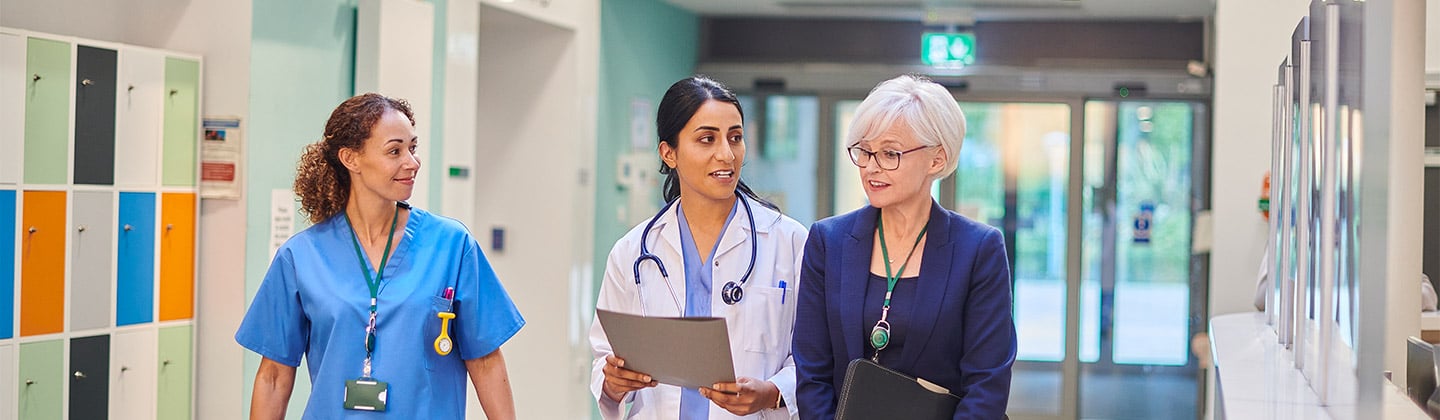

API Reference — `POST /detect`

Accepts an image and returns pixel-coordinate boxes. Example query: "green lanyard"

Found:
[345,205,399,378]
[869,210,927,361]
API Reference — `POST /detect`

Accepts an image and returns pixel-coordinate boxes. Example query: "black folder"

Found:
[837,358,960,420]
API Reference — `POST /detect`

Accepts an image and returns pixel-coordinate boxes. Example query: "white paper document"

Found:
[596,309,737,389]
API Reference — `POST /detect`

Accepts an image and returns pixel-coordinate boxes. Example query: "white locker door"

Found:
[0,33,24,185]
[110,329,156,420]
[0,344,14,420]
[114,49,163,188]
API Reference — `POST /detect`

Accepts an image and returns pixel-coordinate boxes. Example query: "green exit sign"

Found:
[922,32,975,67]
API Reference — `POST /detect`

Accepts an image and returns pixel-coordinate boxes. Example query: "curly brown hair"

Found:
[294,93,415,223]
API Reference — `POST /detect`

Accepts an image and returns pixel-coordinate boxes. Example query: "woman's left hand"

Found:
[701,377,781,416]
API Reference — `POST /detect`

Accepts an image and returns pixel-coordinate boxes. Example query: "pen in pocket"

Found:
[779,280,787,304]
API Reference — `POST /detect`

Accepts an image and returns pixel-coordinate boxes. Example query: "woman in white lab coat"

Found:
[589,76,807,419]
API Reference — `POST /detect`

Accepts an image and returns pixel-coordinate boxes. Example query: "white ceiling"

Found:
[663,0,1215,22]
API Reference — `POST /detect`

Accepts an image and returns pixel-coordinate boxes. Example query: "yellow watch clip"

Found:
[434,311,456,355]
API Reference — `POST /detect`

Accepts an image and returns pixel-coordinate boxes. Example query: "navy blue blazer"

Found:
[793,202,1016,419]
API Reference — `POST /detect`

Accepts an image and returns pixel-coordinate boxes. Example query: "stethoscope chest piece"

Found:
[721,281,744,305]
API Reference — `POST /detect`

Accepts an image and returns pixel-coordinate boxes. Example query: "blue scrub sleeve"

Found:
[454,238,525,360]
[234,248,309,367]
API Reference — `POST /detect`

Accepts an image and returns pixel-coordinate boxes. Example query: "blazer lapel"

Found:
[898,201,955,372]
[840,206,879,362]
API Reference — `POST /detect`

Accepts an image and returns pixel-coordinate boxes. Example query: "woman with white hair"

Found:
[792,75,1016,419]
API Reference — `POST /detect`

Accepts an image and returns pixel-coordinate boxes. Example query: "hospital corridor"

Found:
[0,0,1437,419]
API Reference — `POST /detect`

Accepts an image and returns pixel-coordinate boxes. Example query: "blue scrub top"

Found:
[236,206,525,419]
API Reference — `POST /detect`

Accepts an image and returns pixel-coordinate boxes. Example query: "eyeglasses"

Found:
[847,145,934,170]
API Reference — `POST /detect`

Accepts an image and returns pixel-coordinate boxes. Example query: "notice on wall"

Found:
[270,189,296,261]
[201,117,243,199]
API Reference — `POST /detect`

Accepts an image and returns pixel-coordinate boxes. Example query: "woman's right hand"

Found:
[601,355,657,402]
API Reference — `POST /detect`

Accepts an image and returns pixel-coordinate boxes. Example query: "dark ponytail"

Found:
[655,76,777,210]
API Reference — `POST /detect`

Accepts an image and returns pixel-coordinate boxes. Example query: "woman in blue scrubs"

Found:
[236,93,525,419]
[589,77,808,419]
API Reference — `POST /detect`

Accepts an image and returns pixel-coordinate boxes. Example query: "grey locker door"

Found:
[70,334,110,420]
[72,191,114,331]
[75,45,117,185]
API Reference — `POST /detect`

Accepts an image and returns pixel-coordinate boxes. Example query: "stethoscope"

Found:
[633,191,758,312]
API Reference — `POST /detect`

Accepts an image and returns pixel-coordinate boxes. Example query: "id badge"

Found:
[343,378,389,411]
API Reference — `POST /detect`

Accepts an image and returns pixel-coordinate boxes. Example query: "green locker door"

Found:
[161,58,198,187]
[156,325,192,420]
[17,340,63,420]
[24,38,71,185]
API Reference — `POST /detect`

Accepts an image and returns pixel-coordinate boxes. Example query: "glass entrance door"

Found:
[1077,100,1201,419]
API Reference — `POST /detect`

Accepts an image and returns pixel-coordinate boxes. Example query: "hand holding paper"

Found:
[601,355,657,402]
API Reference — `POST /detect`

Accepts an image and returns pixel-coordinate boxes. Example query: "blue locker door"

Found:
[1,189,13,339]
[116,192,155,326]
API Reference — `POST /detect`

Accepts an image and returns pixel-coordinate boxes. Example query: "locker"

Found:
[20,191,65,336]
[70,334,110,420]
[22,37,70,186]
[117,192,155,326]
[17,340,61,420]
[158,193,194,321]
[161,58,198,187]
[0,345,13,420]
[156,325,191,420]
[74,46,118,186]
[0,190,13,339]
[71,191,114,331]
[0,34,23,185]
[114,49,162,187]
[110,329,156,420]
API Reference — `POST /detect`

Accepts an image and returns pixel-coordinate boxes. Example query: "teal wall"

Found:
[593,0,699,292]
[244,0,358,416]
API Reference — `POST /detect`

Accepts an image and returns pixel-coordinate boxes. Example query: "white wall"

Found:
[1429,0,1439,75]
[0,1,251,419]
[1210,0,1310,319]
[472,2,597,418]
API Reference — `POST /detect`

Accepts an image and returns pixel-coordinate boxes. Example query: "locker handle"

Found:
[128,84,135,92]
[121,366,129,372]
[25,379,34,386]
[124,224,133,232]
[163,359,172,366]
[73,371,86,379]
[81,79,93,86]
[169,89,178,96]
[32,73,40,82]
[78,225,87,232]
[28,226,36,234]
[166,224,174,231]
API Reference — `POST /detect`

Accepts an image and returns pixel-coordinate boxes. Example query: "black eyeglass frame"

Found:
[846,144,935,170]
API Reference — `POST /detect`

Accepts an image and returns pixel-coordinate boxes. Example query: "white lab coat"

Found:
[590,198,807,419]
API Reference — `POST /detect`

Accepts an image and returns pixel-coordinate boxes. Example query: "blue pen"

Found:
[779,280,787,304]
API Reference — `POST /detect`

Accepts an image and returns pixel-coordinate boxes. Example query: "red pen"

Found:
[443,287,455,300]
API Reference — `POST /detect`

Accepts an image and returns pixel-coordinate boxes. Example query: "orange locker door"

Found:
[20,191,66,335]
[158,193,194,321]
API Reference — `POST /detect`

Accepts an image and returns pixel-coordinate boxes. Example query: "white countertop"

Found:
[1210,312,1430,419]
[1421,311,1440,331]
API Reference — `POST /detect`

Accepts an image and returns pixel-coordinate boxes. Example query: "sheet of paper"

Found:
[596,309,736,389]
